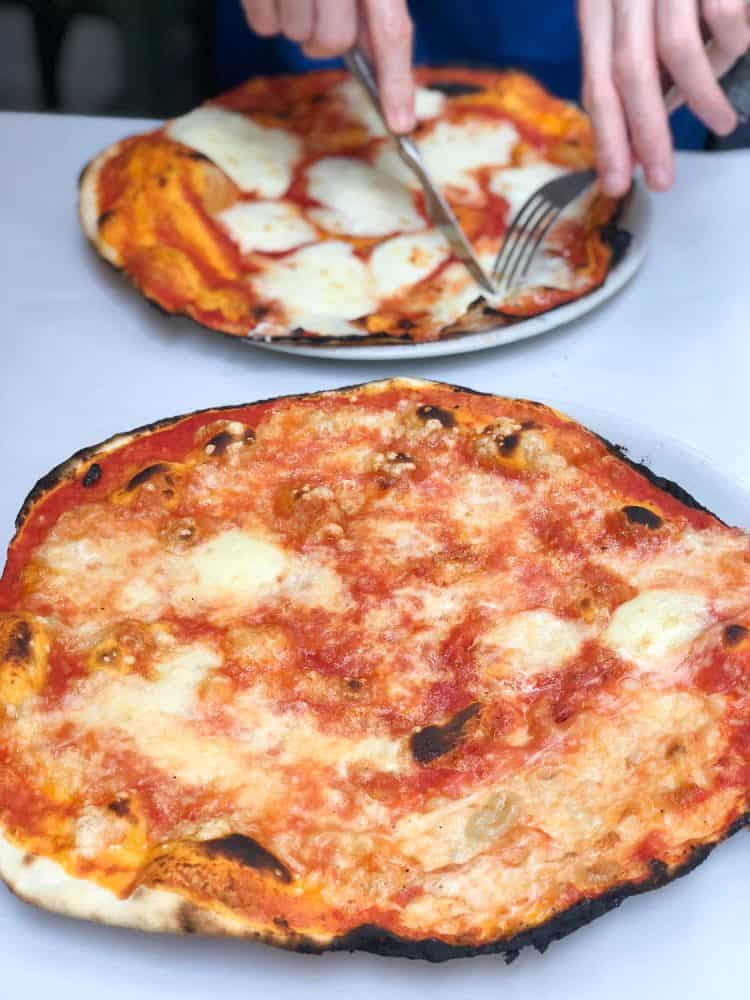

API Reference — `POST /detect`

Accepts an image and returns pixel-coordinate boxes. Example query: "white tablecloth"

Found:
[0,111,748,1000]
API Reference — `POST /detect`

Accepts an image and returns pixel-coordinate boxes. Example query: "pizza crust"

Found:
[2,379,749,960]
[79,144,125,269]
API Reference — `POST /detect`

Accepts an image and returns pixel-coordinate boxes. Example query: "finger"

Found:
[702,0,750,62]
[658,0,737,135]
[578,0,632,196]
[278,0,315,43]
[363,0,415,133]
[242,0,280,37]
[613,0,674,191]
[303,0,358,57]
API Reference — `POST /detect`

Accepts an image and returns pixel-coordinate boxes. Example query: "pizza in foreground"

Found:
[1,379,749,961]
[79,69,627,345]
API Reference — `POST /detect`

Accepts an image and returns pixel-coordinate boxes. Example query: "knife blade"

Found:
[343,47,496,296]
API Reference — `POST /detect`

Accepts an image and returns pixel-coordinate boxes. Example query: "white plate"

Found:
[251,181,651,362]
[2,402,748,1000]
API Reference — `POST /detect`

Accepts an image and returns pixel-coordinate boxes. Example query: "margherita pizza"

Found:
[79,69,627,345]
[1,379,748,960]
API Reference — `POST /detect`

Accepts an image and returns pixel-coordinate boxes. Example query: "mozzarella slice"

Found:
[170,530,288,616]
[254,241,377,332]
[217,200,317,254]
[425,261,483,328]
[604,590,711,673]
[167,107,300,198]
[337,79,446,137]
[371,230,450,299]
[477,610,586,684]
[489,161,571,219]
[376,118,520,201]
[306,158,424,237]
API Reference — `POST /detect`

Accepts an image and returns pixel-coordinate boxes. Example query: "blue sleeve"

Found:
[216,0,707,150]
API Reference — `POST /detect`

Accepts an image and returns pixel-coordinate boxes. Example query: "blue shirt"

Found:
[216,0,706,149]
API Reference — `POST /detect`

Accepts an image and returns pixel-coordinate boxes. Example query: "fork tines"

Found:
[492,169,596,297]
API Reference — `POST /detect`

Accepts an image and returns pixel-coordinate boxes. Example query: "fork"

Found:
[491,169,596,297]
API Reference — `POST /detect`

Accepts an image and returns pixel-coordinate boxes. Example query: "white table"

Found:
[0,111,748,1000]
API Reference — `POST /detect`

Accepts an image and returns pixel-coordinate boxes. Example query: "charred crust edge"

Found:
[11,381,727,537]
[596,434,723,525]
[316,814,750,961]
[144,812,749,961]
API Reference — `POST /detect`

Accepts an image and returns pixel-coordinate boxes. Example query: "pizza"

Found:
[78,69,628,345]
[1,379,748,961]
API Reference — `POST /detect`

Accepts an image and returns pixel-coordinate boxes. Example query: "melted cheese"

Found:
[217,200,317,254]
[489,161,572,219]
[604,590,711,673]
[376,118,520,201]
[306,158,424,237]
[370,230,450,299]
[255,241,377,334]
[477,610,587,684]
[167,107,300,198]
[171,530,288,615]
[74,805,130,860]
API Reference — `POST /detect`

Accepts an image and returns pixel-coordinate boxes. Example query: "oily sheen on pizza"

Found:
[78,69,627,345]
[1,379,749,961]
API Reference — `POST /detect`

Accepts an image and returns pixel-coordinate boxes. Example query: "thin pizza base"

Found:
[1,380,749,961]
[78,69,629,346]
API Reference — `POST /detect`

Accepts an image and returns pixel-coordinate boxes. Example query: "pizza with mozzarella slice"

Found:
[1,379,749,960]
[79,69,628,345]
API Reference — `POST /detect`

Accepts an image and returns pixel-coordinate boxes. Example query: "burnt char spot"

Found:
[182,150,211,163]
[498,432,520,457]
[724,624,748,647]
[410,703,481,764]
[392,452,414,464]
[622,505,663,530]
[82,463,102,488]
[398,318,416,331]
[205,431,234,455]
[426,81,485,97]
[178,903,199,934]
[203,834,293,883]
[416,404,456,428]
[125,463,169,491]
[5,621,31,660]
[599,219,632,270]
[244,427,256,444]
[107,798,130,817]
[97,210,115,228]
[253,305,269,320]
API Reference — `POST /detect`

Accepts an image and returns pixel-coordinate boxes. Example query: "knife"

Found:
[343,47,496,296]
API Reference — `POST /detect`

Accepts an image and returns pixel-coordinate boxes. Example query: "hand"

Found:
[578,0,750,196]
[241,0,416,132]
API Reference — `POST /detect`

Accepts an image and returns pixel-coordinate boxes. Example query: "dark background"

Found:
[1,0,747,149]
